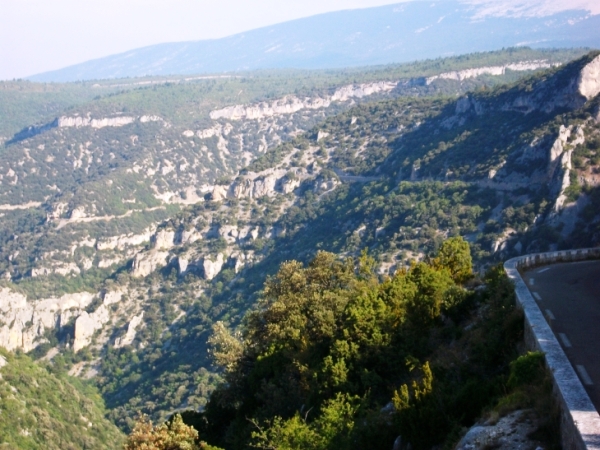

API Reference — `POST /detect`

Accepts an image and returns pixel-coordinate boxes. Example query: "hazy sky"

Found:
[1,0,599,80]
[1,0,408,80]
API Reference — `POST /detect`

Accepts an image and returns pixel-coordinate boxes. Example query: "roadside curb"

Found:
[504,248,600,450]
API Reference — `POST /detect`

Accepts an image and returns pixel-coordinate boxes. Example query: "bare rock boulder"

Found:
[131,250,170,277]
[114,312,144,348]
[203,254,224,280]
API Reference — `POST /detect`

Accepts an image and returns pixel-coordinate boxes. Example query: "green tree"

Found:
[431,236,473,284]
[124,414,222,450]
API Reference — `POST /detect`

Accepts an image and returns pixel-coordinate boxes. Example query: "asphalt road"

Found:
[523,260,600,412]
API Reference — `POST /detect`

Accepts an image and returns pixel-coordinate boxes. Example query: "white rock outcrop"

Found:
[73,304,110,352]
[253,175,278,197]
[549,125,572,170]
[0,289,95,352]
[98,257,124,268]
[203,254,224,280]
[153,229,176,250]
[131,250,170,277]
[330,81,397,101]
[426,60,558,84]
[96,228,153,251]
[577,54,600,100]
[114,312,144,348]
[57,115,163,129]
[30,262,81,277]
[211,185,229,201]
[178,257,189,275]
[58,116,135,129]
[219,225,239,244]
[548,126,585,213]
[103,291,123,306]
[139,115,162,123]
[455,410,542,450]
[210,96,330,120]
[179,228,202,245]
[69,206,87,219]
[209,81,397,121]
[281,176,300,194]
[228,172,283,199]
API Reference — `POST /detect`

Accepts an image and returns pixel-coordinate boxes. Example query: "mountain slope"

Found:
[1,49,574,288]
[28,1,600,82]
[0,349,124,449]
[83,52,600,428]
[1,50,599,433]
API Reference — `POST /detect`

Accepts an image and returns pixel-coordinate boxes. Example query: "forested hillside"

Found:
[0,48,598,448]
[0,349,124,449]
[190,242,552,450]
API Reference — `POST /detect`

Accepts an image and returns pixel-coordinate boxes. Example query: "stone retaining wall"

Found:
[504,248,600,450]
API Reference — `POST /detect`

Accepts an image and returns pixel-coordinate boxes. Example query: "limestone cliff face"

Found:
[57,115,163,129]
[209,81,398,121]
[330,81,397,101]
[73,307,109,352]
[502,54,600,114]
[153,229,176,250]
[131,250,170,277]
[202,254,224,280]
[210,96,331,120]
[30,262,81,277]
[425,60,558,84]
[551,126,585,213]
[577,55,600,100]
[178,228,202,245]
[0,289,95,352]
[0,288,131,354]
[280,176,300,194]
[96,228,154,251]
[224,169,300,200]
[442,55,600,126]
[183,123,234,140]
[72,290,124,352]
[114,312,144,348]
[58,116,135,128]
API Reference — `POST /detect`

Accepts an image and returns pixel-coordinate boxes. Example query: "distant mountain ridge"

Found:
[29,0,600,82]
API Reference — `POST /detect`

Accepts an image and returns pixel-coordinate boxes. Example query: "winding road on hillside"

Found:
[523,260,600,412]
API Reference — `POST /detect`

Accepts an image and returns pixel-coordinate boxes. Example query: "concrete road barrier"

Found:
[505,248,600,450]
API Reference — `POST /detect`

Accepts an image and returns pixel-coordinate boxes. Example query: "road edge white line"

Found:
[576,365,594,386]
[559,333,572,348]
[537,267,550,273]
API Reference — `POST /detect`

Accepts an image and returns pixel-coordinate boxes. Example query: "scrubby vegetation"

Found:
[124,238,559,449]
[0,349,124,449]
[0,49,596,449]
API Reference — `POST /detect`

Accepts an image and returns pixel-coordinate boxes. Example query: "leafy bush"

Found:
[167,241,531,450]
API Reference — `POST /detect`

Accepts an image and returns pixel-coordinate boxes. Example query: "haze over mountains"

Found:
[29,0,600,82]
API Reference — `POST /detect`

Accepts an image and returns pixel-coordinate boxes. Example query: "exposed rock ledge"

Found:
[209,81,397,120]
[426,60,559,84]
[455,410,543,450]
[73,290,124,352]
[0,289,95,352]
[212,168,302,200]
[114,312,144,348]
[57,114,163,129]
[577,54,600,100]
[131,250,170,277]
